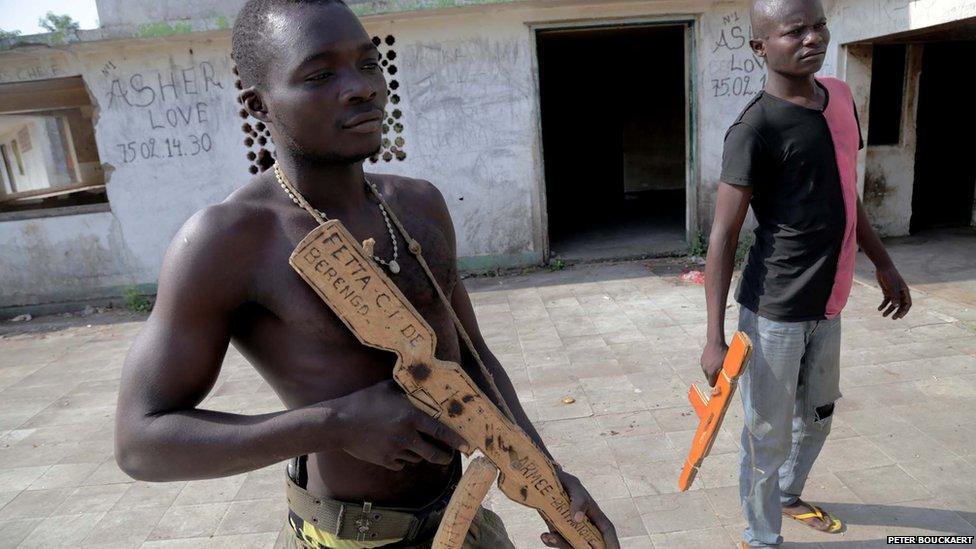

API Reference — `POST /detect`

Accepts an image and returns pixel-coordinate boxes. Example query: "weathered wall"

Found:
[862,45,922,236]
[697,6,762,230]
[0,36,246,310]
[97,0,246,28]
[3,0,975,311]
[826,0,976,46]
[363,11,543,267]
[825,0,976,235]
[0,211,141,310]
[369,0,774,251]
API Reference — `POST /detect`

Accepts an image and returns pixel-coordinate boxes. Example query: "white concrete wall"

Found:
[0,212,140,310]
[364,10,543,265]
[367,0,765,253]
[826,0,976,47]
[0,36,248,309]
[87,39,245,270]
[697,5,761,228]
[2,0,974,310]
[862,45,923,236]
[825,0,976,235]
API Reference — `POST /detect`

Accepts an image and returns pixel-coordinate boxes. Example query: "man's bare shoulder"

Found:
[157,174,278,301]
[184,173,278,246]
[370,173,450,223]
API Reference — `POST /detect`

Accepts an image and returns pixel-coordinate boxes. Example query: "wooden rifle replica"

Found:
[432,457,497,549]
[290,219,605,549]
[678,331,752,492]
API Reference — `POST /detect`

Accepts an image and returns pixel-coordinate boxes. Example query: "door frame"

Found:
[528,16,699,261]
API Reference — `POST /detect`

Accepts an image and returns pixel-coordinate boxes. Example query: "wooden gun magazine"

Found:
[432,457,498,549]
[289,220,605,549]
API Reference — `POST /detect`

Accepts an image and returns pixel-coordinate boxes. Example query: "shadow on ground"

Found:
[773,501,976,547]
[856,228,976,290]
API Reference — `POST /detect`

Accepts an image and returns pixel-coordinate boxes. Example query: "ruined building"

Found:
[1,0,974,313]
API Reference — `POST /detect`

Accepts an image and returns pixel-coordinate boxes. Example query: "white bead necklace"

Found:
[274,163,401,274]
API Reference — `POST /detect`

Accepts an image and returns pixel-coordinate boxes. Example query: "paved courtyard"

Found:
[0,230,974,548]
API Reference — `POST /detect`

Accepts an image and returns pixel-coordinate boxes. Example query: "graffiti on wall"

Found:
[707,12,766,99]
[104,61,223,164]
[403,37,531,154]
[0,64,66,83]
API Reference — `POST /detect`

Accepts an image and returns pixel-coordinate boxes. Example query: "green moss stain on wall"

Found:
[135,21,194,38]
[350,0,522,16]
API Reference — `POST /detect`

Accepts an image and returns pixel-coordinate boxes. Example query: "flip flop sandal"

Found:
[783,502,844,533]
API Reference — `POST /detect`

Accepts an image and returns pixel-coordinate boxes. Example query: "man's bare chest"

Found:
[246,215,458,346]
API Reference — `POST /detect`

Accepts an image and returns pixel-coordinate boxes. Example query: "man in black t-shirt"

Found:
[699,0,912,546]
[722,83,850,321]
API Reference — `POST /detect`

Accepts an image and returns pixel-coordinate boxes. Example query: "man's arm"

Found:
[855,199,911,319]
[116,206,467,481]
[420,182,620,549]
[417,183,547,455]
[450,283,546,454]
[701,182,752,386]
[114,207,336,481]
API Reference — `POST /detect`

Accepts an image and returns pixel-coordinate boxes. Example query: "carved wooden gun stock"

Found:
[678,331,752,492]
[290,220,605,549]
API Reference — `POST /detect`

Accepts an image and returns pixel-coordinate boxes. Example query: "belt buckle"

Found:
[355,501,374,542]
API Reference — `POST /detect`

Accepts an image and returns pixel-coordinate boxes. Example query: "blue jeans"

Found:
[737,307,842,547]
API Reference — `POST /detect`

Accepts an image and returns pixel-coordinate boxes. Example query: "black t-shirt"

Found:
[721,84,861,321]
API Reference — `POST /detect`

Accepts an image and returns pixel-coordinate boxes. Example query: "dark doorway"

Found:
[911,41,976,232]
[537,24,688,262]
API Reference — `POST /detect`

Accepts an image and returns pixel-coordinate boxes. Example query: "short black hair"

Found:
[231,0,348,89]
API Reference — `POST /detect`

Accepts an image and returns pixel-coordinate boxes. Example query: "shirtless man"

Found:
[114,1,619,548]
[699,0,911,546]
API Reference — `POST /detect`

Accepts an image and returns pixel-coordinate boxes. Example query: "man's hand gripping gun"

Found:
[678,332,752,492]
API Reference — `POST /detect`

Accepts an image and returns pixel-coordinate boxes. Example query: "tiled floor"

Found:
[549,214,687,262]
[0,230,974,548]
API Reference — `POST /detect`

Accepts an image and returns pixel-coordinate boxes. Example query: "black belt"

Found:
[286,455,460,546]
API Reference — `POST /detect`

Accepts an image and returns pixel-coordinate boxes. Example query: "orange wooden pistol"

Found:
[678,331,753,492]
